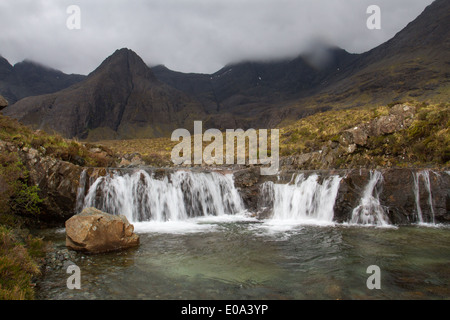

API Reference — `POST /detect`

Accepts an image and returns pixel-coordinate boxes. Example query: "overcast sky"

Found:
[0,0,435,75]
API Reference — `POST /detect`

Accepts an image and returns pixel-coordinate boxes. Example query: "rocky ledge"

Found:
[234,167,450,224]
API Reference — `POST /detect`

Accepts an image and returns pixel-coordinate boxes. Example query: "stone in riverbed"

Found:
[65,207,139,254]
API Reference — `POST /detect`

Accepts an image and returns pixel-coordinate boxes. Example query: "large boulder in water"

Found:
[65,207,139,253]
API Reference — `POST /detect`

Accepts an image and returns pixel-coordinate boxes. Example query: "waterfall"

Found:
[412,170,436,224]
[75,169,88,214]
[78,169,244,223]
[350,171,390,226]
[260,173,342,223]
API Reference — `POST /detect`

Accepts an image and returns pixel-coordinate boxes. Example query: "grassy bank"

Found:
[0,226,46,300]
[97,101,449,169]
[0,114,116,168]
[279,101,449,168]
[0,114,115,300]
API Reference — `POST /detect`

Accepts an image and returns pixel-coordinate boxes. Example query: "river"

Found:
[35,168,450,300]
[36,217,450,300]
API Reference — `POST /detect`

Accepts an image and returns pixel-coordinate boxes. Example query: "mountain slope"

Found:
[0,57,85,104]
[276,0,450,124]
[154,0,449,128]
[153,47,357,117]
[3,49,206,140]
[3,0,449,139]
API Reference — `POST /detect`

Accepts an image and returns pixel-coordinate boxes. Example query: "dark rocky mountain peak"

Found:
[89,48,157,83]
[3,49,206,140]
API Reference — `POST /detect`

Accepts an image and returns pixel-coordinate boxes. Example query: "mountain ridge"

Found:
[0,57,85,105]
[3,0,449,140]
[3,48,206,140]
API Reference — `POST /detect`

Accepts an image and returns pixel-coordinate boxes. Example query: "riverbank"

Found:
[0,100,448,300]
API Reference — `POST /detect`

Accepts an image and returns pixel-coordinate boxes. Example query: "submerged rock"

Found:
[66,207,139,254]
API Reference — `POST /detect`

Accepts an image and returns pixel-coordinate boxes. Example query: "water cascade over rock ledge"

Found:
[75,167,450,227]
[77,168,245,223]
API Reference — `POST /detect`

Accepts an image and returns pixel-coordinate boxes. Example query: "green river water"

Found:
[35,216,450,300]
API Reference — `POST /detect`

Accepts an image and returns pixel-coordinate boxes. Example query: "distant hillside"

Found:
[154,0,450,128]
[152,47,356,116]
[4,49,206,140]
[0,56,85,104]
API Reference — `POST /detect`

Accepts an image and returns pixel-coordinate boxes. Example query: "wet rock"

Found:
[334,168,450,224]
[233,167,262,212]
[66,207,140,254]
[44,247,77,271]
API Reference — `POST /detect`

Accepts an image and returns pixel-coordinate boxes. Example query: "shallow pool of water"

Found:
[35,216,450,300]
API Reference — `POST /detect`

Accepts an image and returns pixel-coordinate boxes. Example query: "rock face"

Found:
[65,207,139,253]
[0,94,7,110]
[0,140,83,225]
[340,104,416,147]
[23,147,83,223]
[334,168,450,224]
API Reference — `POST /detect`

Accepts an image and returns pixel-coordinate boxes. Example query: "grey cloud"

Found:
[0,0,435,75]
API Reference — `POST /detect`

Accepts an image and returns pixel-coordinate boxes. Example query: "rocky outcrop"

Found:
[280,103,419,170]
[0,140,83,225]
[233,167,262,211]
[340,104,416,147]
[65,207,139,253]
[117,153,145,168]
[0,94,7,110]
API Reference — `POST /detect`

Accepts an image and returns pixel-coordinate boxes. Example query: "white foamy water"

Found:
[260,173,342,224]
[76,168,448,233]
[412,170,437,224]
[133,213,257,234]
[80,169,245,223]
[350,171,390,226]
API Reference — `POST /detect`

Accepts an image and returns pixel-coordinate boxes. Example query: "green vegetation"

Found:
[0,114,116,168]
[0,150,43,226]
[99,137,177,167]
[280,101,449,168]
[0,120,48,300]
[0,226,46,300]
[96,101,449,170]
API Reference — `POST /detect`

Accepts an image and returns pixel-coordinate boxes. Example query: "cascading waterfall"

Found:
[260,174,342,223]
[412,170,436,224]
[75,169,88,214]
[350,171,390,226]
[78,169,245,223]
